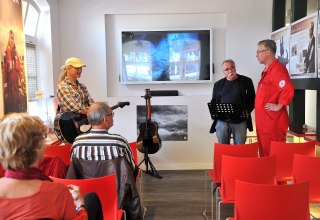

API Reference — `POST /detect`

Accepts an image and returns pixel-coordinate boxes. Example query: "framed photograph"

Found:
[289,13,317,79]
[137,105,188,141]
[271,26,290,72]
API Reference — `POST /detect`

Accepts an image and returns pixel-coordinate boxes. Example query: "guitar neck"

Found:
[111,102,130,110]
[147,99,151,121]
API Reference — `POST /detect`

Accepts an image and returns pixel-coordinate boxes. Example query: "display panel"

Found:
[271,26,290,72]
[120,29,212,84]
[289,13,317,79]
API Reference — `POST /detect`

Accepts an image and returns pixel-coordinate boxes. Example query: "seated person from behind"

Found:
[0,113,102,219]
[71,102,138,178]
[70,102,143,220]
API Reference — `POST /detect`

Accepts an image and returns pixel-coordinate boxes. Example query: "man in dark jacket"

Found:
[210,59,255,144]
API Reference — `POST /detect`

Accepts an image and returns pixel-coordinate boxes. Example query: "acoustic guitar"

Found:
[54,102,130,144]
[136,89,162,154]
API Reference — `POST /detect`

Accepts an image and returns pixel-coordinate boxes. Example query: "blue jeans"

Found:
[215,120,247,144]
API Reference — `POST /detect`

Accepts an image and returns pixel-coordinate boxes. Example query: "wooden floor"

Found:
[141,169,233,220]
[141,169,320,220]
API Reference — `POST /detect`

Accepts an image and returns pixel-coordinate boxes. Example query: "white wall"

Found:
[305,90,317,129]
[48,0,273,170]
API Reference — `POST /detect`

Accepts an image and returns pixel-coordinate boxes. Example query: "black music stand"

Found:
[138,93,162,179]
[208,102,246,144]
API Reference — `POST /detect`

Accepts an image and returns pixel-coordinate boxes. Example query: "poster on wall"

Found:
[137,105,188,141]
[289,13,317,79]
[271,26,290,72]
[0,0,27,114]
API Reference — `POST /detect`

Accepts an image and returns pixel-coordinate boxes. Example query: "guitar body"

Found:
[54,112,89,144]
[136,89,162,154]
[137,121,162,154]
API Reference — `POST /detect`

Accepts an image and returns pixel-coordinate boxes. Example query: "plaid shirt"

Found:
[57,77,94,113]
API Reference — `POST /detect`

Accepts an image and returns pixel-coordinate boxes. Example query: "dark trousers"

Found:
[84,192,103,220]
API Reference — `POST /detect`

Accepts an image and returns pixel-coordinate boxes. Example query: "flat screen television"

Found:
[120,29,212,84]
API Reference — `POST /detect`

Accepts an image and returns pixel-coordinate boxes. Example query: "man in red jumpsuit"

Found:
[255,39,294,156]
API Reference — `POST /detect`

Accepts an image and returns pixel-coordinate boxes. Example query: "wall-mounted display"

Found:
[289,13,317,79]
[271,26,290,71]
[0,0,27,114]
[137,105,188,141]
[120,29,212,84]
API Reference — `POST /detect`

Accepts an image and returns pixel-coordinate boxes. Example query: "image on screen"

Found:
[120,29,211,84]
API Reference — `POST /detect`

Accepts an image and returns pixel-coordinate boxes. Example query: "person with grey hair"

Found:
[71,102,137,176]
[209,59,255,144]
[0,113,103,219]
[70,102,143,220]
[255,39,294,157]
[56,57,94,115]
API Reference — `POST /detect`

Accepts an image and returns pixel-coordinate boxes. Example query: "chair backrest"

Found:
[50,174,118,220]
[129,142,138,165]
[293,154,320,203]
[129,142,142,183]
[220,155,276,203]
[269,141,316,182]
[44,144,72,165]
[234,180,310,220]
[66,157,142,220]
[213,142,259,183]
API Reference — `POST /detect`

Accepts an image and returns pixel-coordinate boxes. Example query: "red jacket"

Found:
[255,59,294,156]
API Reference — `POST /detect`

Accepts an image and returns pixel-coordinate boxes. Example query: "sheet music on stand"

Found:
[207,102,246,122]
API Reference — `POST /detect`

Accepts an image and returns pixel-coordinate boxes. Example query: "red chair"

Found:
[0,146,68,179]
[44,144,72,166]
[269,141,316,184]
[217,155,277,220]
[203,142,259,219]
[293,154,320,203]
[228,180,310,220]
[50,174,125,220]
[128,142,142,182]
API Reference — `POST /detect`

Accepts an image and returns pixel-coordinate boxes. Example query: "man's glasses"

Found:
[256,49,267,55]
[223,66,235,72]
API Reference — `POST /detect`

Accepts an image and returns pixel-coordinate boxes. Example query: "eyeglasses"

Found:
[256,49,267,55]
[106,112,114,117]
[223,66,235,72]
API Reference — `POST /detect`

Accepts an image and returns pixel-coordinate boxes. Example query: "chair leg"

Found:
[215,187,221,220]
[121,210,126,220]
[217,201,222,220]
[137,171,147,219]
[202,170,209,220]
[212,182,214,220]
